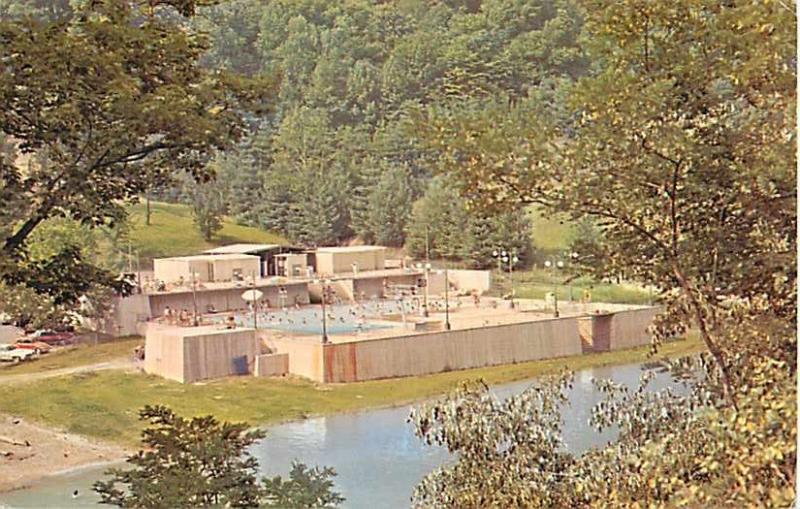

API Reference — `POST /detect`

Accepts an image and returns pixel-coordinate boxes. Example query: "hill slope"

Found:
[128,202,286,263]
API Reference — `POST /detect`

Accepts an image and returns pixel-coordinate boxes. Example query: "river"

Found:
[0,361,679,508]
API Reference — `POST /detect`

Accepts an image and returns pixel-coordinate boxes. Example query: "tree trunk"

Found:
[145,195,151,226]
[672,264,738,409]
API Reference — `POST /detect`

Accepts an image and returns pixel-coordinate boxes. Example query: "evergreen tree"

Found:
[407,178,533,266]
[463,211,532,269]
[405,177,470,260]
[183,177,226,242]
[362,164,414,246]
[289,172,351,247]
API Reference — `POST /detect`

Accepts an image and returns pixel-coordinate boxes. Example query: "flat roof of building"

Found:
[315,246,386,253]
[156,253,260,262]
[204,243,282,255]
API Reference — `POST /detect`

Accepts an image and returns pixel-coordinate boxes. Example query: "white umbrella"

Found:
[241,289,263,302]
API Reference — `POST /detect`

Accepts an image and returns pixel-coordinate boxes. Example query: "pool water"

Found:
[210,301,416,335]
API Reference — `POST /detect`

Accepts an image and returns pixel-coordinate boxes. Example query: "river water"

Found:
[0,361,678,508]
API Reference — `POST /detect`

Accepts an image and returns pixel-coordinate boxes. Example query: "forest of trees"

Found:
[191,0,584,260]
[0,0,584,265]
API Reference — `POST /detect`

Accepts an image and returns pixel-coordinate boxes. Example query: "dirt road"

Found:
[0,358,138,386]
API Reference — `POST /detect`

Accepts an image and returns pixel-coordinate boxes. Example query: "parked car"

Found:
[13,338,52,354]
[0,344,36,363]
[29,329,75,346]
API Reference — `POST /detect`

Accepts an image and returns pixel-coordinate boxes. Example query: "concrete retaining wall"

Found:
[449,270,492,293]
[608,307,660,350]
[254,353,289,377]
[182,330,259,382]
[577,307,660,353]
[0,325,22,344]
[145,325,259,383]
[107,294,152,337]
[144,326,186,382]
[263,336,324,381]
[321,317,583,383]
[351,273,420,301]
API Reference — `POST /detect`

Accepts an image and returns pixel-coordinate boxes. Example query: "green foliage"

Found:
[182,176,227,242]
[411,323,796,508]
[95,405,265,508]
[405,178,470,260]
[410,0,797,506]
[262,462,345,509]
[406,178,532,268]
[419,0,796,401]
[0,0,275,324]
[94,406,344,509]
[361,164,414,246]
[193,0,585,248]
[0,0,73,22]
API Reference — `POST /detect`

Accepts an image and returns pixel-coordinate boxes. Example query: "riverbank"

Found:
[0,334,703,492]
[0,414,129,493]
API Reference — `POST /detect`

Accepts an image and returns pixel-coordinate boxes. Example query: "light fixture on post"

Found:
[315,279,331,344]
[494,248,519,309]
[568,251,579,302]
[544,259,565,317]
[414,262,432,317]
[437,266,451,330]
[190,271,199,326]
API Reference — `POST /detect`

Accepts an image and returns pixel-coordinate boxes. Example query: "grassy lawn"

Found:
[127,201,287,262]
[528,206,575,252]
[0,338,143,376]
[0,335,703,447]
[493,267,652,305]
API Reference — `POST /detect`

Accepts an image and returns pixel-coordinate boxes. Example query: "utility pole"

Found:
[444,265,451,330]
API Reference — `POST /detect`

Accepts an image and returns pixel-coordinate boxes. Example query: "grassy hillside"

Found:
[528,206,575,253]
[128,202,286,263]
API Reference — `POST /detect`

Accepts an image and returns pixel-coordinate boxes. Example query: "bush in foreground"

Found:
[94,405,343,509]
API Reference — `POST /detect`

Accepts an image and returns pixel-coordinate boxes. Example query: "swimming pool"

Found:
[210,301,414,336]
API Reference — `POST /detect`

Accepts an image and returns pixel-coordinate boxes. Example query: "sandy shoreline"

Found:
[0,414,130,493]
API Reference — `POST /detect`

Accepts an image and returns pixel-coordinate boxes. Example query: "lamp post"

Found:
[251,272,258,330]
[317,279,330,344]
[415,262,432,317]
[567,251,579,302]
[493,249,519,308]
[190,271,199,326]
[435,265,452,330]
[544,259,565,317]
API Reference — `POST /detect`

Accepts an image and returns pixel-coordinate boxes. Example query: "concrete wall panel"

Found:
[182,330,259,383]
[264,336,324,381]
[608,307,660,350]
[449,270,492,293]
[254,353,289,377]
[145,326,259,383]
[323,317,583,383]
[144,326,185,382]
